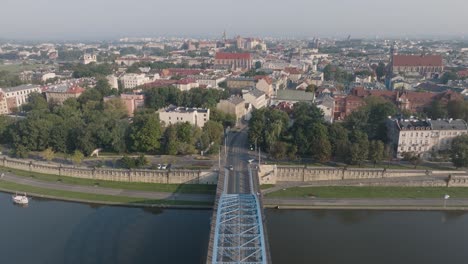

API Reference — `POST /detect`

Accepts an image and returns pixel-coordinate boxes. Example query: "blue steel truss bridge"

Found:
[206,127,271,264]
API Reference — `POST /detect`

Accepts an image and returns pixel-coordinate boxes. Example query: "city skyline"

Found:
[1,0,468,40]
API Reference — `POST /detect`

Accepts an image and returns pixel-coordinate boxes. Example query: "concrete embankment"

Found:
[263,198,468,211]
[0,188,213,209]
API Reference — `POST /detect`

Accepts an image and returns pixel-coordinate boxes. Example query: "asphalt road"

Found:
[224,127,253,194]
[0,173,214,202]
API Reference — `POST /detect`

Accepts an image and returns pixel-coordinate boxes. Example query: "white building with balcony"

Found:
[158,106,210,128]
[387,118,468,158]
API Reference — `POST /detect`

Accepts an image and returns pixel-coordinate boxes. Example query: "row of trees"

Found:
[248,98,397,165]
[1,82,229,159]
[143,86,230,110]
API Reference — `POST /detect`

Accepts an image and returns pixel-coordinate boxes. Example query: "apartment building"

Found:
[0,84,41,113]
[44,84,85,105]
[120,73,151,89]
[387,118,468,158]
[158,106,210,128]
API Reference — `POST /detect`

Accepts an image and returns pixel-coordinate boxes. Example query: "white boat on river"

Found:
[12,193,29,205]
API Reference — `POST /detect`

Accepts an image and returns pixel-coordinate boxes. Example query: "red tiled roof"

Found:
[457,70,468,78]
[67,86,85,94]
[176,78,197,85]
[215,52,251,60]
[142,80,178,88]
[284,67,303,75]
[254,76,273,85]
[393,55,443,67]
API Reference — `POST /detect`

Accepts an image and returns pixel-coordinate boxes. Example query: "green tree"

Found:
[328,123,350,161]
[270,141,288,160]
[347,130,369,166]
[71,150,84,165]
[403,152,422,168]
[255,61,262,69]
[22,92,48,112]
[447,100,468,121]
[424,100,447,119]
[440,71,458,84]
[309,123,332,162]
[41,147,55,162]
[375,62,386,81]
[451,135,468,168]
[305,84,317,93]
[368,140,384,167]
[129,113,162,153]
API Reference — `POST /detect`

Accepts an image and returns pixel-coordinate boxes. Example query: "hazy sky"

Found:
[1,0,468,40]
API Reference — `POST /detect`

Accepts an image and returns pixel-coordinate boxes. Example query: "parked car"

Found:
[157,164,162,169]
[228,165,234,171]
[161,164,167,170]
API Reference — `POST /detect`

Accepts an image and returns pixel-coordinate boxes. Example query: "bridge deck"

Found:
[206,128,271,264]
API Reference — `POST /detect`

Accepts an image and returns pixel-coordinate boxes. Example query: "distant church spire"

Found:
[222,30,227,42]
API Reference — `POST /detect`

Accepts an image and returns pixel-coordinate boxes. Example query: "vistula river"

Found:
[1,192,468,264]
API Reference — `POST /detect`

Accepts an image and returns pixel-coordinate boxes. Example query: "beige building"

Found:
[44,84,85,105]
[82,53,97,64]
[104,93,145,117]
[226,77,256,89]
[255,77,273,98]
[217,96,251,123]
[0,91,7,115]
[120,73,151,89]
[0,84,41,113]
[243,89,266,109]
[158,106,210,128]
[107,75,119,89]
[387,118,468,158]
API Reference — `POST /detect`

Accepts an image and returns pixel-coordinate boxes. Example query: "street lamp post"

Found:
[444,194,450,208]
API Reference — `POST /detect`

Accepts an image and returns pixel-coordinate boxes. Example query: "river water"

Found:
[1,192,468,264]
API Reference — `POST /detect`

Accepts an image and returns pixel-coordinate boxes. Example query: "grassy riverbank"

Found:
[0,180,213,207]
[0,166,216,194]
[265,186,468,199]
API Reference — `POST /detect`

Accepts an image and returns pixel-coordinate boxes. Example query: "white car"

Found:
[161,164,167,170]
[157,164,162,169]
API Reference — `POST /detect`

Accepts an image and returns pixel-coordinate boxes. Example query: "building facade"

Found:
[82,53,97,64]
[226,77,256,89]
[0,91,7,115]
[159,106,210,128]
[217,96,251,123]
[104,94,145,117]
[392,54,444,78]
[44,84,85,105]
[214,53,252,70]
[120,73,151,89]
[243,89,266,109]
[387,118,468,158]
[0,84,41,113]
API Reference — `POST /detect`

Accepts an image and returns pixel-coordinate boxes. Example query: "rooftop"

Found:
[2,84,40,93]
[276,89,314,102]
[215,52,251,60]
[161,105,209,113]
[396,119,468,130]
[393,55,443,67]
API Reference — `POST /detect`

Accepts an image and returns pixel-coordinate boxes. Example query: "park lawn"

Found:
[260,184,275,190]
[265,186,468,199]
[0,166,216,195]
[0,63,45,73]
[0,180,213,206]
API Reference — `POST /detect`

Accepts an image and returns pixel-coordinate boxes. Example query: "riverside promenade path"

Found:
[0,172,214,203]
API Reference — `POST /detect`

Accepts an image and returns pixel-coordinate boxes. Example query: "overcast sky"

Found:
[1,0,467,40]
